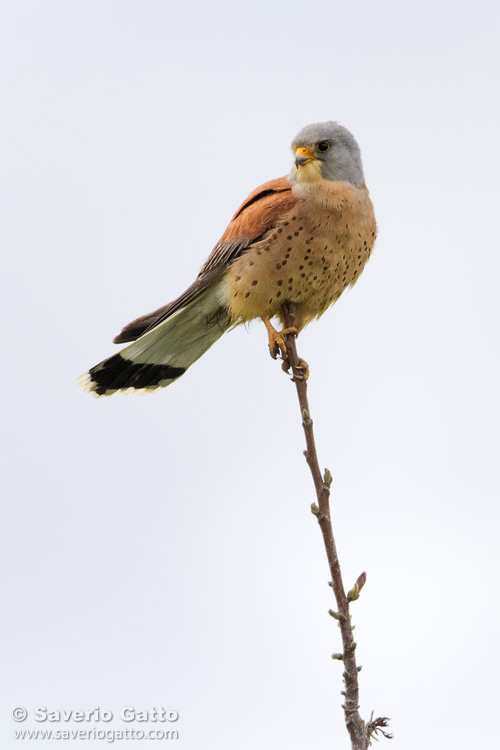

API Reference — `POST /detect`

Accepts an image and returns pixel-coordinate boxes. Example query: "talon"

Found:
[269,332,286,359]
[261,318,297,361]
[269,337,281,359]
[292,358,310,381]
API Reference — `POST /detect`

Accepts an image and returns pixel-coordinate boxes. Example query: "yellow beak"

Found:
[295,146,314,167]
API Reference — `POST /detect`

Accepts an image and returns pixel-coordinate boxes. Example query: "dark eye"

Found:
[317,141,330,152]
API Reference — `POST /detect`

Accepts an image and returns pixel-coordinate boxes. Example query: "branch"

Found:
[281,302,391,750]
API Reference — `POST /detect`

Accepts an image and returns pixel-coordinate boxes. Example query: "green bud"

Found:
[347,583,360,601]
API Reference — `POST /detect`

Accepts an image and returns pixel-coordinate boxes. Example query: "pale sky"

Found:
[1,2,499,749]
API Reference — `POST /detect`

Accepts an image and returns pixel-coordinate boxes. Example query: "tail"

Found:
[78,278,230,397]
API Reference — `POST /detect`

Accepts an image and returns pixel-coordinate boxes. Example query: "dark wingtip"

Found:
[112,305,173,345]
[113,331,131,344]
[113,321,149,344]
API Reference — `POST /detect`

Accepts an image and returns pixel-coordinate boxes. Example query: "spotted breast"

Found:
[226,179,376,332]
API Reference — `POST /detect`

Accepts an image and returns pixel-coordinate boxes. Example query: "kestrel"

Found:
[79,121,376,396]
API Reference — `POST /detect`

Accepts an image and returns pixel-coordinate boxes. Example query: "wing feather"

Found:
[114,176,297,343]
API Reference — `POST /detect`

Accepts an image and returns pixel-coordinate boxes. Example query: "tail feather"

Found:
[78,279,230,397]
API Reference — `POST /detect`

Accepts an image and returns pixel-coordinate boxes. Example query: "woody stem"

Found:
[281,301,369,750]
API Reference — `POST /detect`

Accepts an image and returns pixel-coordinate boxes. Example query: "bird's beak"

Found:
[295,146,315,167]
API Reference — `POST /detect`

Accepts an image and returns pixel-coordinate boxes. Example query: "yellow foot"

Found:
[262,317,297,360]
[282,356,309,381]
[293,357,310,381]
[281,358,309,380]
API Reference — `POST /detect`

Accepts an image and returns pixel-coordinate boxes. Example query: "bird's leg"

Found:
[279,302,310,381]
[261,317,297,360]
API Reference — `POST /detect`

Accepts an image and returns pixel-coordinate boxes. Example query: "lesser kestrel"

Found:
[79,121,377,396]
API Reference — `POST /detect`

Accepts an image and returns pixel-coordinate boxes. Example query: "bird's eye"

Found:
[317,141,330,152]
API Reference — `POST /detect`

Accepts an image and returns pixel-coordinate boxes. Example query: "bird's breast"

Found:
[226,181,377,326]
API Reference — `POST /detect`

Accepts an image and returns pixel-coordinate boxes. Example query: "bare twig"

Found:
[281,302,390,750]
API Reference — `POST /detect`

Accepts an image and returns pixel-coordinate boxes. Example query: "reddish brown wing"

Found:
[114,176,297,343]
[200,176,296,273]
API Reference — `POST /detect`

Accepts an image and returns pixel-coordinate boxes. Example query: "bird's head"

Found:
[290,121,365,187]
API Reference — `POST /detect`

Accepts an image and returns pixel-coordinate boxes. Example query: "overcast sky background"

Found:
[1,2,499,749]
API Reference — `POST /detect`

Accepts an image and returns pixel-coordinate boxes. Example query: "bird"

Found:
[78,121,377,397]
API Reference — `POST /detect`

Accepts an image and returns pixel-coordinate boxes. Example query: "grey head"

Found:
[291,121,365,187]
